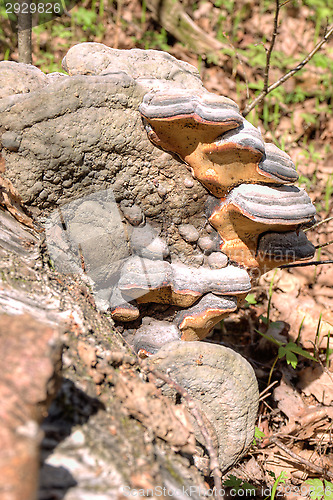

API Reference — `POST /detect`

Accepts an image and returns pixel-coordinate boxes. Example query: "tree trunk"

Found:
[17,0,32,64]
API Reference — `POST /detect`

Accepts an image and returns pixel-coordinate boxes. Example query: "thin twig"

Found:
[259,380,279,401]
[263,0,280,93]
[304,216,333,232]
[279,259,333,269]
[243,24,333,116]
[143,362,224,500]
[270,437,333,480]
[315,239,333,250]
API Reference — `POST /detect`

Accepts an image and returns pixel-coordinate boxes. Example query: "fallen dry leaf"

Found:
[298,365,333,405]
[273,377,306,421]
[272,295,332,346]
[259,445,332,481]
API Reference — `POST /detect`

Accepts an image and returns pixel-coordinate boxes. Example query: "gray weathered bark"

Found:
[17,0,32,64]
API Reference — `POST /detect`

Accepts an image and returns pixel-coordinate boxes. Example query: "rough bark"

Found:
[17,0,32,64]
[0,208,209,499]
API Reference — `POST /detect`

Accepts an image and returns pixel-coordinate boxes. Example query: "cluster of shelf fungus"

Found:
[112,88,316,348]
[0,44,318,472]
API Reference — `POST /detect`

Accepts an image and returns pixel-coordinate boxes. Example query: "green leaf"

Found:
[223,476,243,488]
[255,427,266,439]
[305,478,325,499]
[278,345,287,359]
[285,350,298,368]
[259,314,269,324]
[245,293,257,305]
[285,342,317,361]
[324,480,333,500]
[253,426,265,444]
[223,475,256,495]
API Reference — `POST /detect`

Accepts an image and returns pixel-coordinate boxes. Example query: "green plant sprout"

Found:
[260,269,277,327]
[223,475,256,496]
[315,312,323,349]
[257,327,317,385]
[252,426,265,445]
[296,316,306,344]
[326,331,332,367]
[259,330,317,366]
[305,478,333,500]
[267,471,287,500]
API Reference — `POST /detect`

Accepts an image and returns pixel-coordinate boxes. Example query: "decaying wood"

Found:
[0,208,212,499]
[145,0,229,62]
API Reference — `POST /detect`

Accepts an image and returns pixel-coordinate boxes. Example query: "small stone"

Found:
[131,225,169,259]
[120,201,143,226]
[43,170,54,181]
[47,192,59,203]
[63,179,73,188]
[197,236,215,253]
[184,178,194,188]
[39,189,49,200]
[29,181,43,196]
[207,252,228,269]
[143,238,169,259]
[1,131,22,152]
[178,224,199,243]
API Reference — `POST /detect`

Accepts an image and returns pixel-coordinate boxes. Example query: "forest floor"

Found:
[1,0,333,497]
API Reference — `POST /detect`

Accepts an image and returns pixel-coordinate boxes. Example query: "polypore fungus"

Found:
[209,184,316,269]
[6,43,312,346]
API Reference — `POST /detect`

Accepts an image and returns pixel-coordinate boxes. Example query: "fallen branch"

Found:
[145,0,231,63]
[243,24,333,116]
[270,436,333,480]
